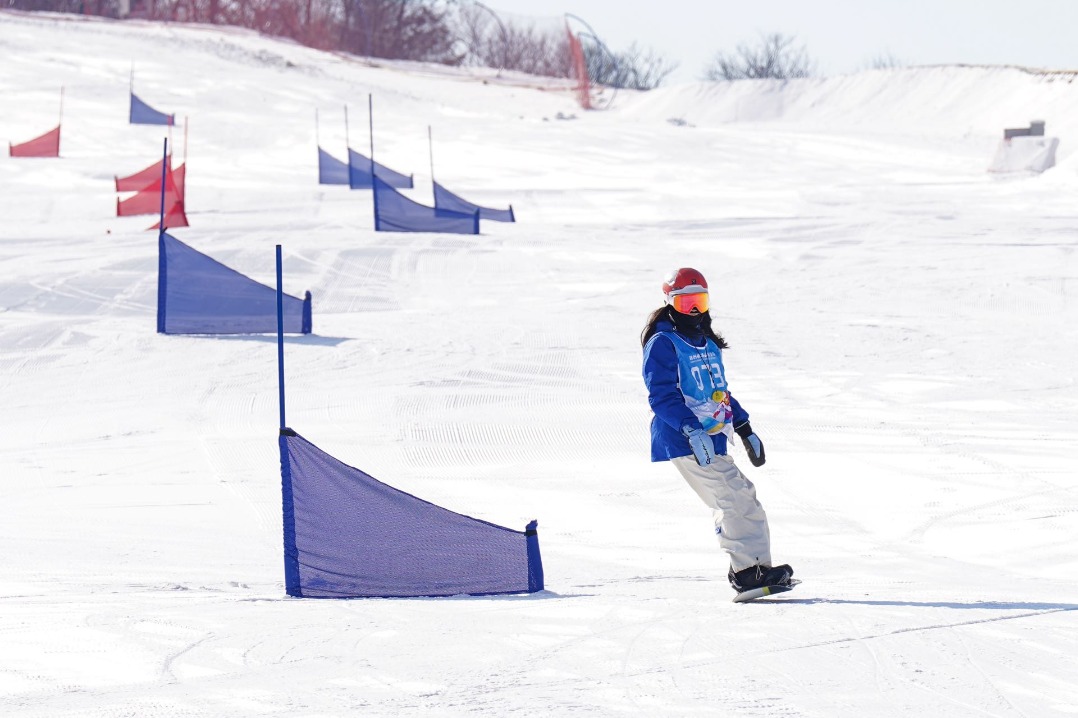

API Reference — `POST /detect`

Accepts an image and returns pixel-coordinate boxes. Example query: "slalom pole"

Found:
[314,109,320,183]
[58,86,64,156]
[157,137,168,233]
[368,95,375,168]
[343,104,350,155]
[182,117,189,202]
[428,125,435,184]
[275,244,299,597]
[344,104,351,187]
[369,94,378,229]
[156,137,169,333]
[275,244,287,430]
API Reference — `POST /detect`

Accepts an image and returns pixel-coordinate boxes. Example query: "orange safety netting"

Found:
[565,25,591,110]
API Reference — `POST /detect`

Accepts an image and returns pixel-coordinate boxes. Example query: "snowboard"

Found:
[732,579,800,603]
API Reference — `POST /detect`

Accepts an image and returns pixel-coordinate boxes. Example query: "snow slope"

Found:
[1,10,1076,717]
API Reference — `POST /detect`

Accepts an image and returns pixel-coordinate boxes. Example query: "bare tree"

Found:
[131,0,458,62]
[450,5,572,78]
[19,0,588,74]
[338,0,460,64]
[8,0,104,12]
[499,22,571,77]
[450,6,674,87]
[703,32,815,81]
[867,52,904,70]
[454,3,495,66]
[586,42,677,90]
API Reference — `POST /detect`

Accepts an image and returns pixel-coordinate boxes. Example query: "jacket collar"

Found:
[658,316,706,345]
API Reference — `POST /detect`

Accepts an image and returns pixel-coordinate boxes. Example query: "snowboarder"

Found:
[641,267,795,598]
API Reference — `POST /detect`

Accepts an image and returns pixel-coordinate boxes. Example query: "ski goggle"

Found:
[668,291,709,314]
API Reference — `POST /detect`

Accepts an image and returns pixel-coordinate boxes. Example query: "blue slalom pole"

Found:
[276,244,286,429]
[276,244,300,596]
[368,94,379,230]
[155,138,169,334]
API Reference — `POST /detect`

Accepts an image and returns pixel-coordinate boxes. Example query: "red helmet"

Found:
[662,267,708,297]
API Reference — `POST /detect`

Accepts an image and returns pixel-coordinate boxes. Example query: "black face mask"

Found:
[670,308,706,335]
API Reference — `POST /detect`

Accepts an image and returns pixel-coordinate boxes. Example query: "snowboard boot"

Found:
[728,563,794,592]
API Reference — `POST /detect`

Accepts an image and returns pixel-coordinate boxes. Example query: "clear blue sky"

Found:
[485,0,1078,83]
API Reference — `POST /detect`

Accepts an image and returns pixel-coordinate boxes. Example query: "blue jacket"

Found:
[642,319,750,462]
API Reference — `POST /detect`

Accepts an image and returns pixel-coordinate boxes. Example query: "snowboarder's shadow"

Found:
[756,598,1078,611]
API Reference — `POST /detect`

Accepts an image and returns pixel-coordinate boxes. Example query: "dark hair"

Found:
[640,305,729,348]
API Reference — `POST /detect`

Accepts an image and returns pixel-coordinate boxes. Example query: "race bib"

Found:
[667,333,733,437]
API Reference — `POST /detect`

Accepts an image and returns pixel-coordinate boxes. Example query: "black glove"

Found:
[734,421,766,467]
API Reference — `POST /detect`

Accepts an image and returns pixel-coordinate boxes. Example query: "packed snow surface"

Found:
[1,11,1076,717]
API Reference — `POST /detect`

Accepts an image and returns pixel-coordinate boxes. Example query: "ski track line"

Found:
[956,629,1034,718]
[608,607,1070,717]
[195,372,244,433]
[827,607,1009,718]
[765,468,873,542]
[744,645,859,716]
[530,609,810,716]
[858,639,945,718]
[842,631,1023,718]
[159,632,215,685]
[412,611,711,714]
[755,408,1068,555]
[0,330,68,395]
[669,618,718,706]
[614,618,807,716]
[829,606,893,701]
[322,247,396,315]
[887,638,1028,718]
[198,438,277,537]
[33,271,148,316]
[897,420,1054,487]
[781,606,1078,652]
[898,482,1077,546]
[398,412,595,469]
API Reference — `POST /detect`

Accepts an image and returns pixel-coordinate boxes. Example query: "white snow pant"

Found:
[671,454,771,572]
